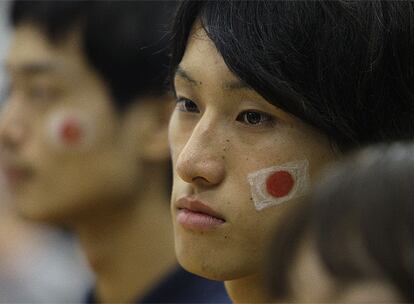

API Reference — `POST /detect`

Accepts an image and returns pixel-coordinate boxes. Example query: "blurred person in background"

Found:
[0,1,229,303]
[265,142,414,303]
[0,1,92,302]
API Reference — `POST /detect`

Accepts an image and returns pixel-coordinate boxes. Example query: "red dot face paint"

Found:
[248,160,309,210]
[46,109,95,151]
[266,170,295,198]
[59,119,83,145]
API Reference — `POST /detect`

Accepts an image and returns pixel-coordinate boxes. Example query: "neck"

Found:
[225,273,268,303]
[74,167,176,303]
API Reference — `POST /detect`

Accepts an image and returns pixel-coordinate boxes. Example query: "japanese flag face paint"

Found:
[45,109,95,150]
[247,160,310,211]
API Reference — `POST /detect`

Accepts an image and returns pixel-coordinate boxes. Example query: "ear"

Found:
[125,95,174,163]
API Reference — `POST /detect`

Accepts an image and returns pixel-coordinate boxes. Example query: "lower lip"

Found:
[176,208,225,231]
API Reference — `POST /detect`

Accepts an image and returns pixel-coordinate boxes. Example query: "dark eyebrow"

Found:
[224,80,252,91]
[6,62,60,76]
[175,66,199,86]
[175,65,252,91]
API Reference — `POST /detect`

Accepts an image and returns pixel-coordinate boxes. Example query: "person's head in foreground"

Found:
[168,1,414,302]
[0,1,177,302]
[266,142,414,303]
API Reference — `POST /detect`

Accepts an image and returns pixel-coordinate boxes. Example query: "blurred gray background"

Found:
[0,0,10,103]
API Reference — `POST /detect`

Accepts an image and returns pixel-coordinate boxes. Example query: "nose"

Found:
[175,115,226,187]
[0,96,29,152]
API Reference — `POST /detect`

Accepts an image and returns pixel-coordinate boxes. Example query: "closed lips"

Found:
[176,196,226,221]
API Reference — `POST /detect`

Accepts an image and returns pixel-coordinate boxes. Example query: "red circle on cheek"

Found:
[60,120,83,144]
[266,170,295,198]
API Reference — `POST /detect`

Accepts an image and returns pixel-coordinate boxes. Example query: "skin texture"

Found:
[0,24,175,302]
[169,24,339,302]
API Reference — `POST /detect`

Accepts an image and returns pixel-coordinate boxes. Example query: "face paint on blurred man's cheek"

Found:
[247,160,310,211]
[45,108,94,151]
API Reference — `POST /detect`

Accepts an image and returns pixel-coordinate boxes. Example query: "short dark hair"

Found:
[170,1,414,151]
[11,0,178,111]
[266,142,414,302]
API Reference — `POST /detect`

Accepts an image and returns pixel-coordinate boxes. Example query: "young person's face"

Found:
[169,25,338,281]
[0,24,166,223]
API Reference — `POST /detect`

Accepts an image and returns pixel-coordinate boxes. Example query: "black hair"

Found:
[11,0,178,111]
[266,142,414,301]
[170,1,414,151]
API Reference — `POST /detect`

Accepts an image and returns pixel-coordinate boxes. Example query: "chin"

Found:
[15,195,72,225]
[174,227,257,281]
[17,204,61,224]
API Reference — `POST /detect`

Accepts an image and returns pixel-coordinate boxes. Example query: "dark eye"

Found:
[176,97,200,113]
[236,110,275,126]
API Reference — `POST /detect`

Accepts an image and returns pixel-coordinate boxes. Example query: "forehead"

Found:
[175,24,303,123]
[177,24,241,87]
[6,23,86,78]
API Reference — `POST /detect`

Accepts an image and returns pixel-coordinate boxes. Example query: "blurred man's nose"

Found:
[0,94,30,152]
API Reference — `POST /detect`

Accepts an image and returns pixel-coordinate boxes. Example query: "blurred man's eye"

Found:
[27,85,57,102]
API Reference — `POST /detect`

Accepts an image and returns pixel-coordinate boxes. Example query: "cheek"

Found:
[59,119,83,145]
[168,118,186,189]
[266,170,295,198]
[168,114,193,163]
[168,113,181,158]
[45,109,94,150]
[247,160,310,211]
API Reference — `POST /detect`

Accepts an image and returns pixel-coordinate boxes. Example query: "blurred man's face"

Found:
[0,24,149,223]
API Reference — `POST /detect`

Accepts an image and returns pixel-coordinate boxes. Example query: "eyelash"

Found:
[236,110,276,127]
[176,97,200,113]
[176,96,276,127]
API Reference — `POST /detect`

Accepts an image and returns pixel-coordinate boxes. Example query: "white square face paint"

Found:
[45,108,95,151]
[247,160,310,211]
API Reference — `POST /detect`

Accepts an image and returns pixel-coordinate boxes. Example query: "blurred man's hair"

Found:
[11,0,177,111]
